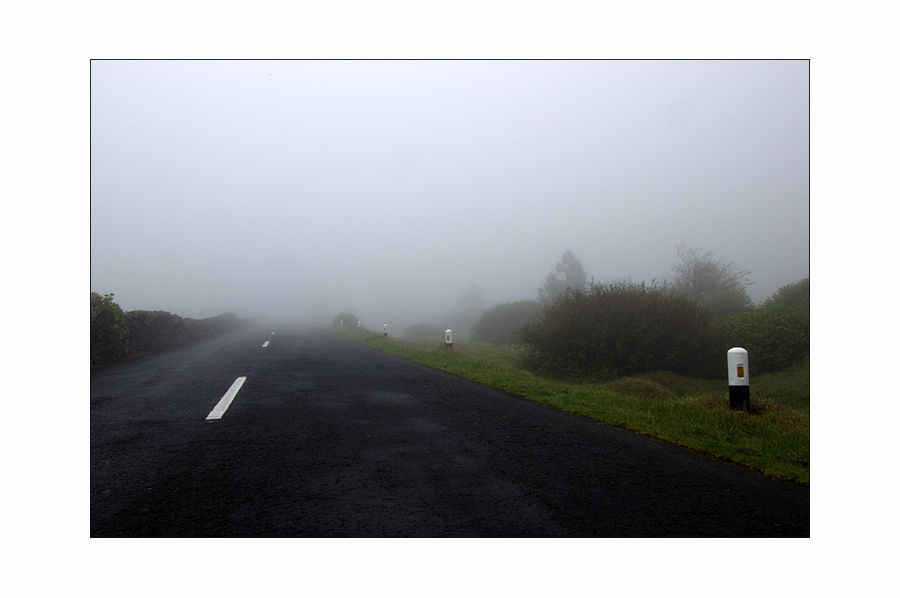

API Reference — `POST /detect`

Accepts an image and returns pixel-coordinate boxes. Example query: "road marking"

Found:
[262,341,270,347]
[206,377,247,421]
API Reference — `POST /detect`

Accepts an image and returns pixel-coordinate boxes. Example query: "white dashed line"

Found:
[206,377,247,421]
[262,341,270,347]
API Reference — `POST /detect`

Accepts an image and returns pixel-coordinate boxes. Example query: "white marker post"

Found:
[383,324,388,337]
[445,329,453,348]
[727,347,750,411]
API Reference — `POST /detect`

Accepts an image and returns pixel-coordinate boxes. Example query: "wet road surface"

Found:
[91,323,809,537]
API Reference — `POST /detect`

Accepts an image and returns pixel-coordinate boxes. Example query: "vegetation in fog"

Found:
[441,283,487,342]
[537,250,588,305]
[90,292,129,365]
[331,312,361,328]
[90,293,243,367]
[520,281,721,380]
[761,277,809,312]
[669,243,754,317]
[718,303,810,374]
[471,300,542,345]
[331,247,808,380]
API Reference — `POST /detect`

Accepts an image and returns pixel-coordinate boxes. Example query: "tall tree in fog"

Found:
[444,283,487,340]
[457,283,486,317]
[538,250,588,305]
[670,243,753,317]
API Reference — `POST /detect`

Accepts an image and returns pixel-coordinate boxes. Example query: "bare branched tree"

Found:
[670,243,754,316]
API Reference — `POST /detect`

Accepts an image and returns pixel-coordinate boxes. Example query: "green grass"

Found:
[331,328,810,485]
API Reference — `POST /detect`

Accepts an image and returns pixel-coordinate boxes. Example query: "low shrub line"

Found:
[91,293,245,368]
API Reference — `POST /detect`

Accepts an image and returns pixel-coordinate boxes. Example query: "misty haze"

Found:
[90,60,809,332]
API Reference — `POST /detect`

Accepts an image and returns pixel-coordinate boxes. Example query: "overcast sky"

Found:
[90,59,809,324]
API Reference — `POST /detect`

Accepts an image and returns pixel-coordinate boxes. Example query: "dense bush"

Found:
[121,310,240,355]
[123,310,194,354]
[471,300,542,345]
[331,312,360,328]
[91,292,243,367]
[185,311,240,337]
[402,322,444,341]
[90,292,129,365]
[519,281,720,380]
[762,277,809,312]
[717,304,809,374]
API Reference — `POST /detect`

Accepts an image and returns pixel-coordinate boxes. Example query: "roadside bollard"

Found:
[727,347,750,411]
[445,329,453,348]
[383,324,388,337]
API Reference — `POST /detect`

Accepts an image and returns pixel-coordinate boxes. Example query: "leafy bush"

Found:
[717,305,809,374]
[762,277,809,312]
[124,310,194,354]
[471,300,542,345]
[519,281,720,380]
[332,312,360,328]
[185,311,240,337]
[91,292,243,367]
[90,292,129,365]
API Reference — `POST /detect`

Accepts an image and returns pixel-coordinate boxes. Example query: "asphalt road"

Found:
[90,323,809,537]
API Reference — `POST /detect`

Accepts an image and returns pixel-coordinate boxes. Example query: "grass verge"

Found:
[332,328,809,485]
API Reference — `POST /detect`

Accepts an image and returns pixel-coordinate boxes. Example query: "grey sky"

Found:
[91,60,809,324]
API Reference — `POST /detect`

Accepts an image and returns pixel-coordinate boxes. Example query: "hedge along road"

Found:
[90,323,809,537]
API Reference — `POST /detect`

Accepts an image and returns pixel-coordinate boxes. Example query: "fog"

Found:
[91,60,809,329]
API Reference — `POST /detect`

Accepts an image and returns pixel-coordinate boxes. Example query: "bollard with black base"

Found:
[727,347,750,411]
[383,324,388,337]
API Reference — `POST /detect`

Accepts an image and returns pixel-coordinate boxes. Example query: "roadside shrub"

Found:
[91,292,244,367]
[124,310,194,354]
[332,312,360,328]
[90,292,129,365]
[762,277,809,312]
[519,281,720,380]
[403,322,443,341]
[185,311,240,337]
[718,305,809,374]
[471,300,542,345]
